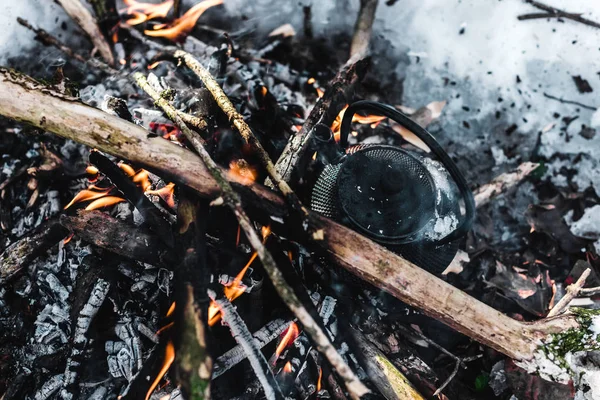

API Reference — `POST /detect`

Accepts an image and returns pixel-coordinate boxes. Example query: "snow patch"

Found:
[568,205,600,254]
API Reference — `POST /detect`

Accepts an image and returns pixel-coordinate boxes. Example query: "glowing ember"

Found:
[86,165,99,175]
[236,224,241,247]
[283,361,293,373]
[307,77,316,85]
[229,160,258,185]
[121,0,174,25]
[275,322,299,359]
[316,87,324,98]
[145,340,175,400]
[147,183,176,208]
[330,105,387,142]
[260,86,268,97]
[208,252,258,326]
[144,0,224,41]
[85,196,126,211]
[317,367,323,391]
[64,187,112,210]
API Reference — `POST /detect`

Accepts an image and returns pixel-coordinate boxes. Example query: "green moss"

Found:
[543,308,600,370]
[160,88,175,101]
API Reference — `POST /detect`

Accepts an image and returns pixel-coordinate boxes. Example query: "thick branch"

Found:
[56,0,115,65]
[350,0,378,58]
[0,69,579,362]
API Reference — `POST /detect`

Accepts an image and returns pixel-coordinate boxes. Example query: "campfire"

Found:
[1,1,600,400]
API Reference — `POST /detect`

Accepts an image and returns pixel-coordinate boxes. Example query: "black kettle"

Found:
[310,100,475,274]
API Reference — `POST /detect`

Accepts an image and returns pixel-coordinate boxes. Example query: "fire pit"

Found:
[1,1,600,400]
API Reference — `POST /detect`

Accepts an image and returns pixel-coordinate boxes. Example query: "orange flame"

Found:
[146,183,175,208]
[133,169,152,192]
[156,321,174,335]
[316,87,324,98]
[119,162,136,177]
[148,60,163,70]
[229,160,258,185]
[64,187,112,209]
[208,252,258,326]
[166,301,176,317]
[307,77,316,85]
[85,196,126,211]
[121,0,174,25]
[317,367,323,391]
[145,340,175,400]
[62,233,75,245]
[283,361,293,373]
[144,0,223,41]
[275,322,299,359]
[330,105,387,142]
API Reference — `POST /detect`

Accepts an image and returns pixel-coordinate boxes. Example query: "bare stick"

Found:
[579,286,600,296]
[542,92,597,111]
[520,0,600,30]
[17,18,116,74]
[473,162,540,207]
[210,293,285,400]
[173,50,310,218]
[350,0,378,58]
[271,56,369,184]
[134,71,369,398]
[0,69,580,362]
[212,319,289,379]
[547,268,591,318]
[56,0,115,65]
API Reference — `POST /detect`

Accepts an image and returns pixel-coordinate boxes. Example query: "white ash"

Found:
[46,273,70,303]
[319,296,337,326]
[568,205,600,254]
[34,373,64,400]
[137,321,159,344]
[488,360,508,396]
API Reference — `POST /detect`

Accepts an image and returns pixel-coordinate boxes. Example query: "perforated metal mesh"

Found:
[310,163,342,218]
[337,145,436,240]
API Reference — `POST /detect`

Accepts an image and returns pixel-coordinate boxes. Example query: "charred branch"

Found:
[59,210,176,265]
[518,0,600,30]
[272,56,369,185]
[0,217,68,282]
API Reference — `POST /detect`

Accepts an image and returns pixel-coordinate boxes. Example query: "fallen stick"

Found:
[209,293,285,400]
[212,318,289,379]
[56,0,115,66]
[17,18,116,75]
[174,50,310,218]
[350,0,379,58]
[0,69,581,362]
[271,56,369,184]
[519,0,600,30]
[473,162,540,207]
[134,70,370,399]
[547,268,591,318]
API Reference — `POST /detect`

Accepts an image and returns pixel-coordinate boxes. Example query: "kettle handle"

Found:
[339,100,475,243]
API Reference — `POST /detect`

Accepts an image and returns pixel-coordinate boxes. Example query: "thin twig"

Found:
[17,18,116,75]
[543,93,597,111]
[547,268,592,317]
[210,293,285,400]
[473,162,540,207]
[56,0,115,65]
[134,71,369,399]
[579,286,600,296]
[173,50,311,219]
[133,73,208,148]
[520,0,600,30]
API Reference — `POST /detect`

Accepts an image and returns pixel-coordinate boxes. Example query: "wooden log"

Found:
[350,0,378,58]
[0,68,579,362]
[60,211,176,265]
